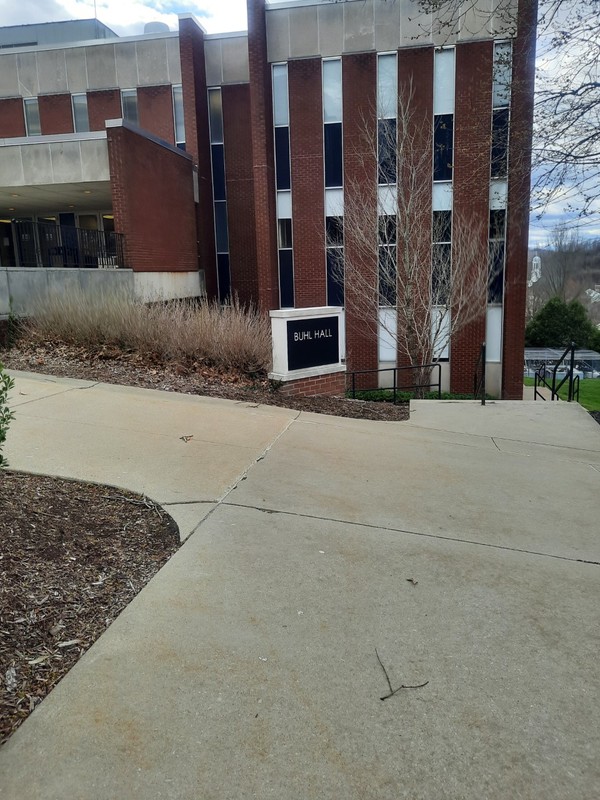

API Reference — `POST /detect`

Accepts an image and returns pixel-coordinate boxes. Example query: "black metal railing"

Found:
[533,342,580,403]
[473,341,486,406]
[11,220,125,269]
[348,363,442,404]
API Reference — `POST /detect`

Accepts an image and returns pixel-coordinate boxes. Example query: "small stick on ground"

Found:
[375,648,429,701]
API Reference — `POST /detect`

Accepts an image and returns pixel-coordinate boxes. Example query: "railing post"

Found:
[393,368,397,406]
[568,341,575,402]
[352,372,356,400]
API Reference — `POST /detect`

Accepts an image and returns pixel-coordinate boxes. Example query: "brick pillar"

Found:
[138,85,175,143]
[179,16,216,296]
[397,47,434,389]
[343,52,378,386]
[289,58,326,308]
[247,0,280,312]
[38,94,74,135]
[0,99,26,137]
[503,0,538,399]
[222,83,259,305]
[450,41,493,394]
[87,90,121,131]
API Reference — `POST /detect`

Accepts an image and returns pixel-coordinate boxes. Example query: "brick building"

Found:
[0,0,536,398]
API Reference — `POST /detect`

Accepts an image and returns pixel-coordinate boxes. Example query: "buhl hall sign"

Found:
[287,316,339,371]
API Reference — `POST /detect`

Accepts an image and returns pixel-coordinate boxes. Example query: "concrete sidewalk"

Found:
[1,372,599,799]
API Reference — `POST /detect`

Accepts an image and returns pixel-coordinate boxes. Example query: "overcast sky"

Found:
[1,0,597,246]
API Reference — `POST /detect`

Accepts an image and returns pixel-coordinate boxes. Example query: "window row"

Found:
[19,87,184,146]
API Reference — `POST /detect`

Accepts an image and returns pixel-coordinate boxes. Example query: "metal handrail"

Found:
[533,342,579,403]
[348,363,442,404]
[11,219,125,269]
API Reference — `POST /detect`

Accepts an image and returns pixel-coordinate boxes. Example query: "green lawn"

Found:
[524,377,600,411]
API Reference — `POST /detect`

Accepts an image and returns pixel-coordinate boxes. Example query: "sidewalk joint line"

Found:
[221,501,599,567]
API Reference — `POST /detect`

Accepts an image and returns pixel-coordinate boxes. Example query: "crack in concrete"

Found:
[220,500,600,567]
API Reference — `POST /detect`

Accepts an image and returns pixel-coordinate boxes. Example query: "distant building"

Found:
[0,0,536,398]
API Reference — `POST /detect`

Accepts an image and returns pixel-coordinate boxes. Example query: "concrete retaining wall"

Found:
[0,267,205,319]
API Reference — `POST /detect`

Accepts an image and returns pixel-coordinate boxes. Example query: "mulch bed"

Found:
[0,340,410,422]
[0,337,409,745]
[0,472,180,745]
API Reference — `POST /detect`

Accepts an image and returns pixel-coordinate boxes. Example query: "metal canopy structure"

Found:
[525,348,600,366]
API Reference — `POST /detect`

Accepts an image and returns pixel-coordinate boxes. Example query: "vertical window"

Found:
[172,85,185,148]
[432,210,451,305]
[273,64,294,308]
[433,115,453,182]
[377,53,397,186]
[208,87,230,303]
[493,42,512,109]
[378,214,397,306]
[72,94,89,133]
[278,219,294,308]
[121,90,138,125]
[323,59,343,189]
[433,48,455,184]
[272,64,289,126]
[23,98,41,136]
[488,209,506,303]
[326,216,344,306]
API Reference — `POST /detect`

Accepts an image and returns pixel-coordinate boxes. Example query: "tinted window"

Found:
[275,126,291,190]
[324,123,343,188]
[434,114,453,182]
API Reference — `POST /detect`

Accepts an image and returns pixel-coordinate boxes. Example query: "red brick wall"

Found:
[178,17,217,297]
[397,47,434,386]
[247,0,280,312]
[343,52,378,383]
[107,124,197,273]
[138,85,175,144]
[450,41,493,394]
[279,370,346,397]
[503,0,537,400]
[222,83,259,305]
[289,58,326,308]
[0,98,26,137]
[38,94,74,135]
[87,90,121,131]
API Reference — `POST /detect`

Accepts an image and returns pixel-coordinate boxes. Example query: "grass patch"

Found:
[25,289,272,375]
[347,388,487,402]
[524,377,600,411]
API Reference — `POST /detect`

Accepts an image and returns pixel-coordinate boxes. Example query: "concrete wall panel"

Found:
[0,146,24,185]
[317,5,344,58]
[166,36,182,84]
[85,45,117,90]
[21,144,54,184]
[343,3,375,53]
[222,37,249,84]
[374,0,402,52]
[49,141,84,182]
[290,7,319,59]
[37,50,68,95]
[0,54,19,98]
[204,40,223,86]
[136,39,169,86]
[80,139,111,181]
[115,42,139,89]
[16,52,39,97]
[266,10,290,64]
[64,48,88,94]
[0,270,9,316]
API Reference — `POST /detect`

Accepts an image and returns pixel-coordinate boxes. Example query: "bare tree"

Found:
[329,87,499,394]
[527,226,600,316]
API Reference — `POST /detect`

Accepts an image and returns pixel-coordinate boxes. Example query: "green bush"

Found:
[0,362,15,469]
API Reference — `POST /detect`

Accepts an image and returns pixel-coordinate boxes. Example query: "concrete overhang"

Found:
[0,131,111,215]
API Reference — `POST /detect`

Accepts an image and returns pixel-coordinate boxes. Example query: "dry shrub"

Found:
[27,288,272,375]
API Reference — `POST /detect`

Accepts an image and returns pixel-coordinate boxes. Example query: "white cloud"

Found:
[0,0,249,34]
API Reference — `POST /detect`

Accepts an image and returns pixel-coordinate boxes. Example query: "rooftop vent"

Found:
[144,21,169,34]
